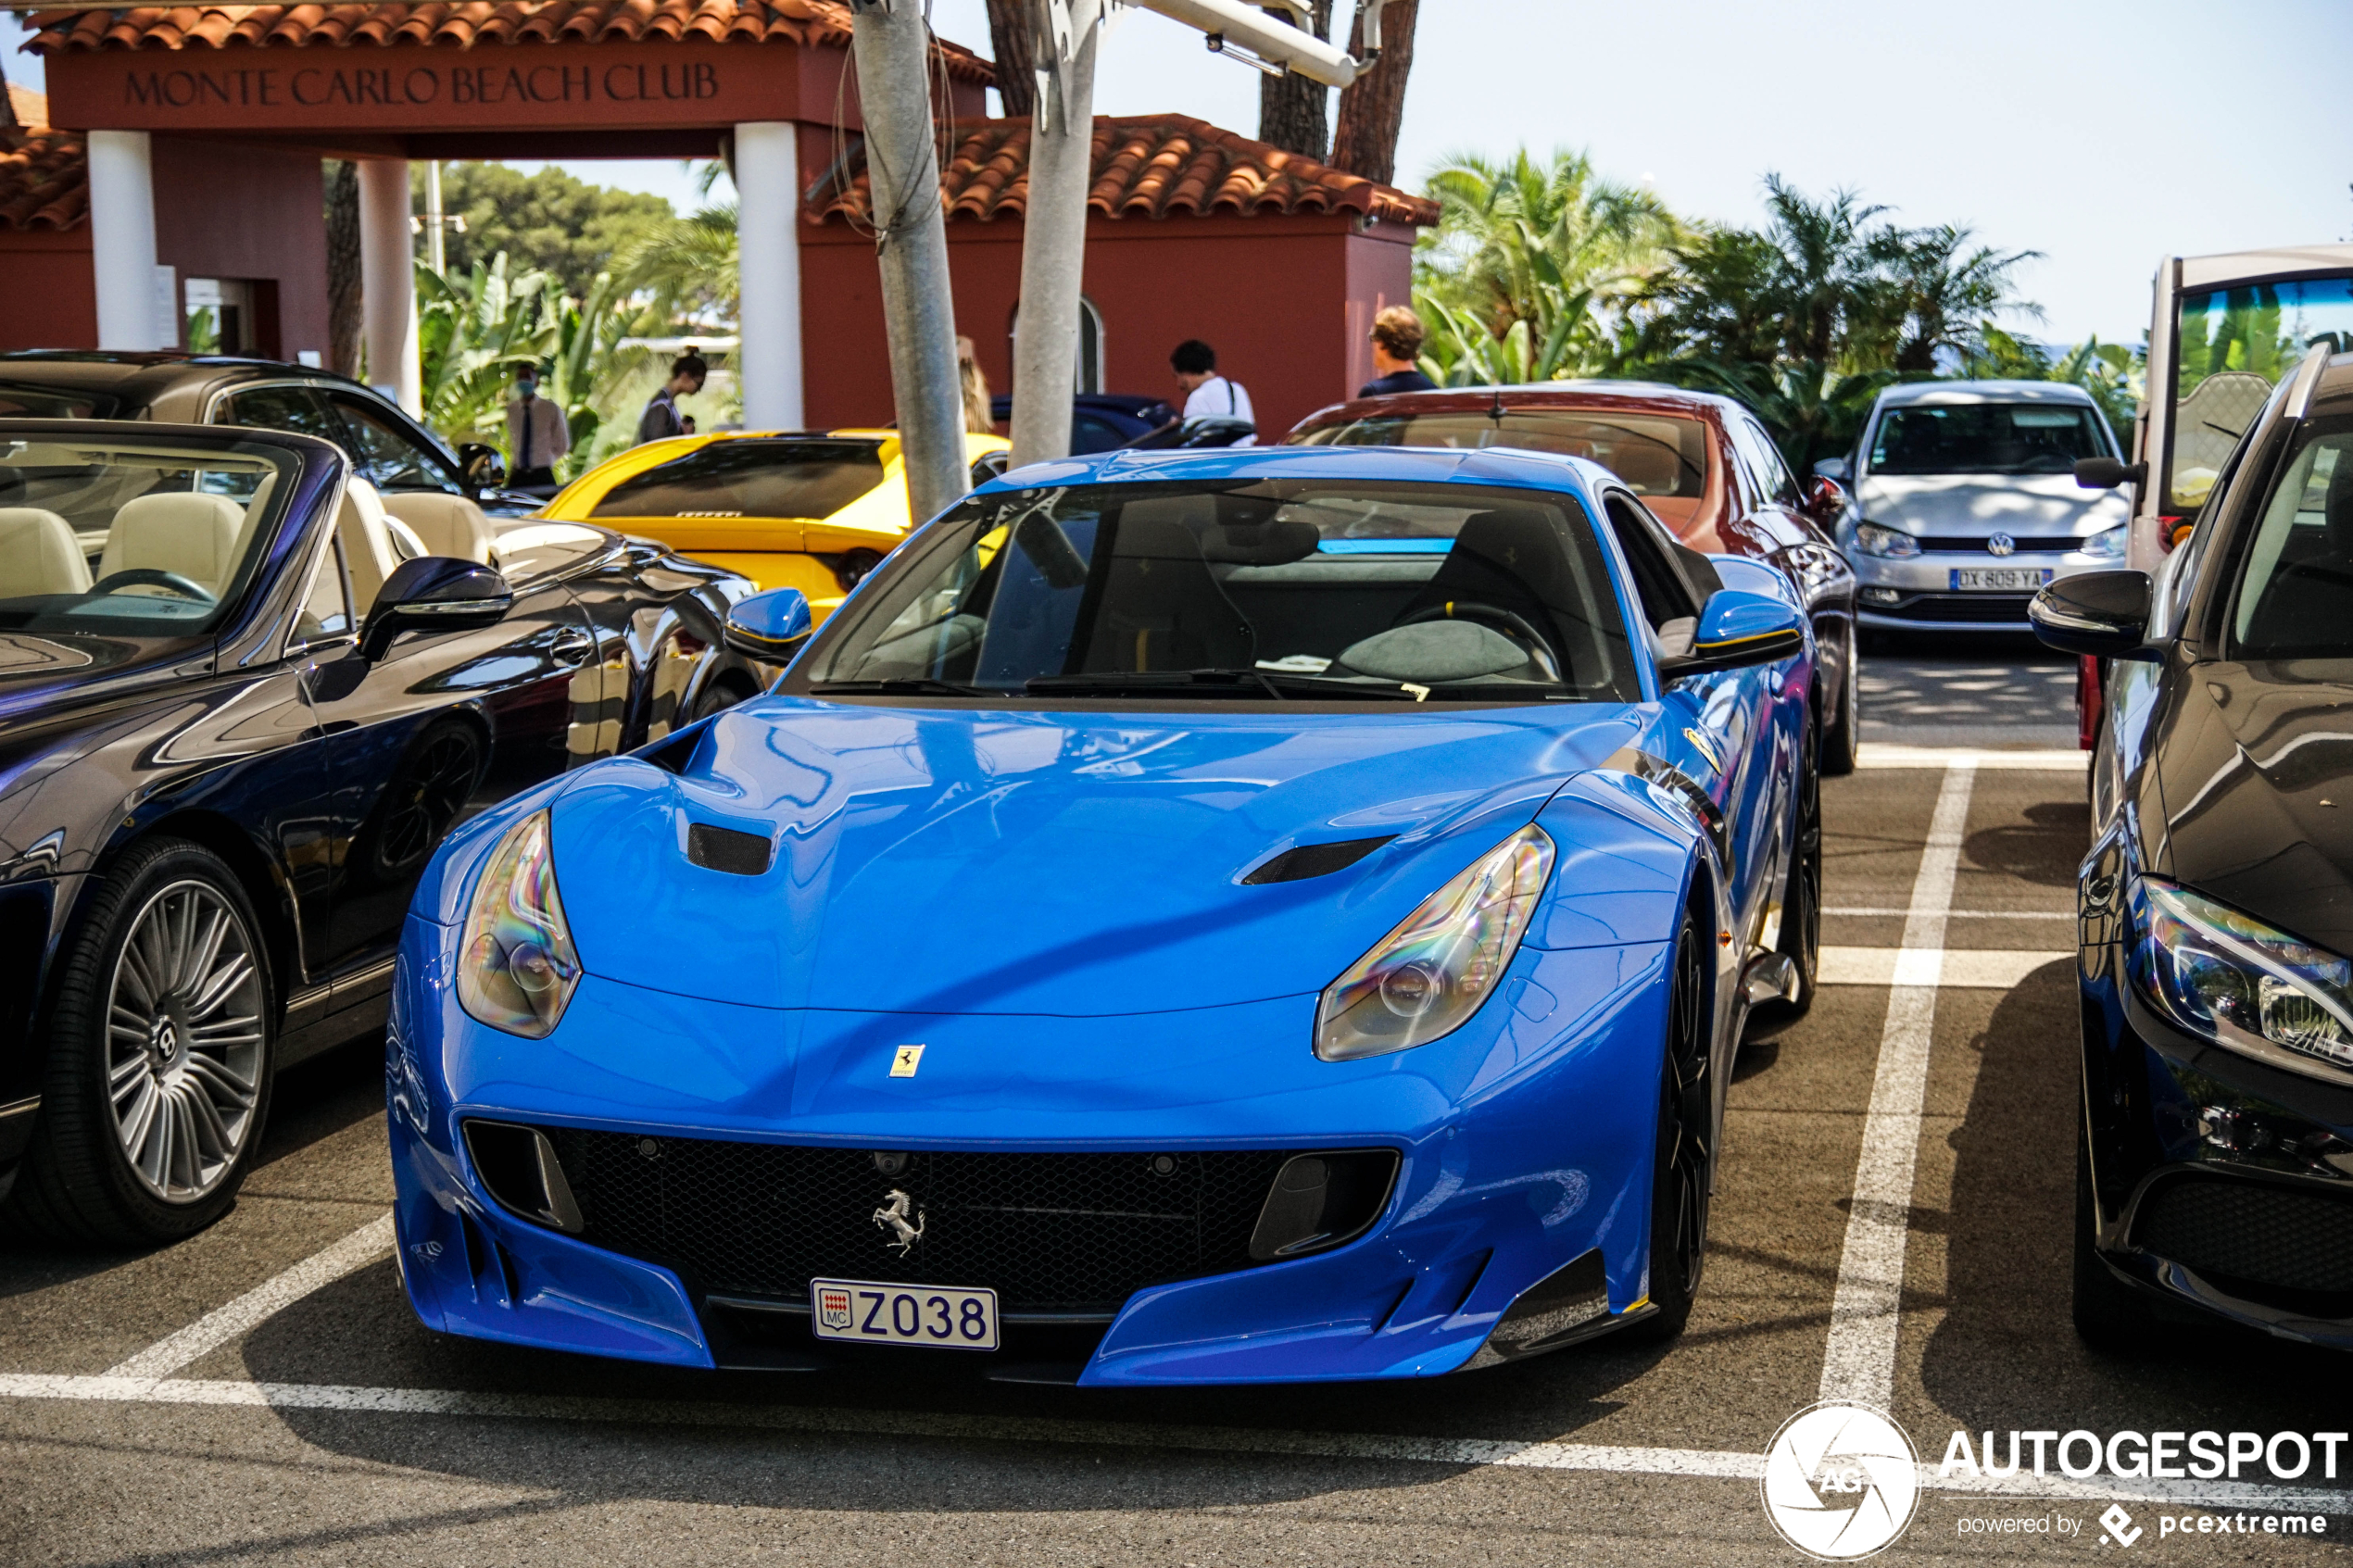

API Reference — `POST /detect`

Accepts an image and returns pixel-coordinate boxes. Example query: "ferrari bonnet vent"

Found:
[1241,834,1394,885]
[687,822,772,876]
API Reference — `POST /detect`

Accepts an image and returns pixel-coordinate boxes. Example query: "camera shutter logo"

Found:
[1760,1401,1921,1560]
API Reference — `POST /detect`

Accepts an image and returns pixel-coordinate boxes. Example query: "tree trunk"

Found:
[324,160,363,377]
[984,0,1035,118]
[1327,0,1418,186]
[1256,3,1330,159]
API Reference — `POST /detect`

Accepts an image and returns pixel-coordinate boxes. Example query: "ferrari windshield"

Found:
[790,479,1639,703]
[589,440,886,520]
[1290,410,1707,499]
[1868,403,2109,475]
[0,434,296,635]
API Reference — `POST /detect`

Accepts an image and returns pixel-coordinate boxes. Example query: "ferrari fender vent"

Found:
[537,1130,1353,1314]
[2130,1174,2353,1309]
[687,822,771,876]
[1241,834,1394,885]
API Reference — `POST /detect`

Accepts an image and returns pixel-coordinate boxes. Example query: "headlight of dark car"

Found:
[2083,523,2128,558]
[1315,825,1554,1061]
[2128,875,2353,1077]
[1853,521,1920,558]
[458,809,583,1038]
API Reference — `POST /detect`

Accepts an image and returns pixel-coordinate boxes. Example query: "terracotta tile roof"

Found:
[23,3,993,81]
[0,126,89,231]
[813,114,1439,229]
[7,83,50,128]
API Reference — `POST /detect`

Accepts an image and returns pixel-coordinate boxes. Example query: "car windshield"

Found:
[590,439,887,520]
[0,382,113,420]
[790,479,1638,703]
[2170,277,2353,515]
[1868,403,2107,475]
[1291,410,1706,499]
[2228,417,2353,659]
[0,433,296,635]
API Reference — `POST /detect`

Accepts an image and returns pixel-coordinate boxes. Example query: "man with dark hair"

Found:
[637,351,708,445]
[506,361,570,494]
[1169,339,1254,434]
[1359,306,1437,397]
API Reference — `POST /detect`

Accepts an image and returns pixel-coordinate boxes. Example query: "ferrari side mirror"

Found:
[1658,588,1806,680]
[724,587,813,663]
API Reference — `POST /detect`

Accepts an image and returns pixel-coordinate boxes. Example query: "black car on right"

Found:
[2032,342,2353,1350]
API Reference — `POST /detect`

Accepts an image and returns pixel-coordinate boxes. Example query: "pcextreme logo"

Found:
[1761,1401,1923,1560]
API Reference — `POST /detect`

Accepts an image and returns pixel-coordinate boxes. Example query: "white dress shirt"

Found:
[1181,374,1254,427]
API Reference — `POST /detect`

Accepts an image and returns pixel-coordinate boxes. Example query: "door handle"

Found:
[550,628,597,667]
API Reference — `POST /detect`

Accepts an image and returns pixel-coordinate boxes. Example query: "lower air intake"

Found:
[2131,1174,2353,1307]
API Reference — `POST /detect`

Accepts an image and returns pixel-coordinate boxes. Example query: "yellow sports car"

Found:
[542,429,1012,620]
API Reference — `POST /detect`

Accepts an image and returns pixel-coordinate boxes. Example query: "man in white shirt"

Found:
[505,363,570,494]
[1170,339,1255,440]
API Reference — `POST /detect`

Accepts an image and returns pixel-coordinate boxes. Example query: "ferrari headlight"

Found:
[457,809,582,1039]
[1315,825,1554,1061]
[2128,876,2353,1076]
[1854,521,1920,558]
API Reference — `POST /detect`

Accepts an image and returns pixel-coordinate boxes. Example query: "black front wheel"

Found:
[1626,913,1714,1343]
[3,838,275,1246]
[1821,635,1860,777]
[1759,716,1823,1022]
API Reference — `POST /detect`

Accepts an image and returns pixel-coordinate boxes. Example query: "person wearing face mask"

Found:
[506,363,570,495]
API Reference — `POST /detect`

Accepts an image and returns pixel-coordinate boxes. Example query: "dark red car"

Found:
[1287,382,1861,771]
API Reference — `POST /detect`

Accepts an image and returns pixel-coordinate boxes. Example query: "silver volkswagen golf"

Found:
[1818,381,2131,635]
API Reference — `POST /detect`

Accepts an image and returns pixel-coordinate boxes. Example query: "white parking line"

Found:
[1856,745,2085,771]
[1818,762,1976,1409]
[104,1213,395,1380]
[1818,947,2070,989]
[1826,907,2072,920]
[0,1373,2343,1512]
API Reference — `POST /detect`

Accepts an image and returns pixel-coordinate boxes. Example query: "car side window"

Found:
[325,392,464,495]
[1604,493,1704,631]
[292,533,354,649]
[1734,417,1802,508]
[222,383,345,445]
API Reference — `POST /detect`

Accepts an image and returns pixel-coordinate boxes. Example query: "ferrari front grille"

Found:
[536,1130,1306,1313]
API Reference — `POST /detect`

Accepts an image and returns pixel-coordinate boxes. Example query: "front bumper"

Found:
[2080,935,2353,1347]
[388,913,1676,1385]
[1850,549,2113,632]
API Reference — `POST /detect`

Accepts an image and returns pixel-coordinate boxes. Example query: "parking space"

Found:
[6,650,2352,1565]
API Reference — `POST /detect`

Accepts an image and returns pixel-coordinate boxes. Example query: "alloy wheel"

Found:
[105,879,266,1202]
[1658,930,1712,1300]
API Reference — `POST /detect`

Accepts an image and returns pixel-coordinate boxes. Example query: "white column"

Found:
[87,131,161,350]
[357,158,422,416]
[734,121,803,432]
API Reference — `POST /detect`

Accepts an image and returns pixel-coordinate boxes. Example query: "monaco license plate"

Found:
[1949,567,2054,592]
[810,1278,1000,1350]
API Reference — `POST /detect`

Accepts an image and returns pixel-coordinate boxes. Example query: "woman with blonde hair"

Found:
[955,335,994,433]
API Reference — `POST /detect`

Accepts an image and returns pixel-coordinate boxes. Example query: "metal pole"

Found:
[1009,0,1103,467]
[849,0,970,527]
[423,160,446,275]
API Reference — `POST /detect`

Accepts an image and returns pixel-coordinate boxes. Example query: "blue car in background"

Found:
[387,444,1821,1384]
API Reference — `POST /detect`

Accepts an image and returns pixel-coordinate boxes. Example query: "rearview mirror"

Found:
[1803,474,1845,516]
[2074,457,2146,490]
[1812,456,1852,483]
[723,586,813,663]
[458,443,507,492]
[359,557,514,660]
[2028,570,2154,659]
[1658,588,1806,680]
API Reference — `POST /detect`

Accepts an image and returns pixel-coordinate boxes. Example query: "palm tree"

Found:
[1414,147,1687,384]
[415,253,560,448]
[1877,223,2041,372]
[612,203,738,332]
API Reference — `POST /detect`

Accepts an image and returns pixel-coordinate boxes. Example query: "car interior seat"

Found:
[336,477,403,616]
[2244,457,2353,656]
[379,490,496,566]
[0,508,94,597]
[1392,506,1582,679]
[1078,502,1254,672]
[97,493,245,596]
[1604,440,1682,495]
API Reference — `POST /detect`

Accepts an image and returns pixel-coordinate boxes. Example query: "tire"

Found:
[1758,722,1823,1023]
[1625,912,1713,1344]
[360,720,484,883]
[1821,634,1860,776]
[2071,1104,2156,1353]
[1,838,275,1247]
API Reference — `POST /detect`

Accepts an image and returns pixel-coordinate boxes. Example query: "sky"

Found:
[7,0,2348,345]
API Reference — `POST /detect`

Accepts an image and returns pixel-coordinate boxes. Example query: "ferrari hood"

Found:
[548,697,1643,1013]
[1855,472,2127,539]
[2157,661,2353,957]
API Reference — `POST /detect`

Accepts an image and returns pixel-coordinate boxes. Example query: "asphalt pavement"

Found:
[6,642,2350,1566]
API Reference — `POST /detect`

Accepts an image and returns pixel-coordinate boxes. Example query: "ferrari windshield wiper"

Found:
[806,677,991,697]
[1026,669,1425,701]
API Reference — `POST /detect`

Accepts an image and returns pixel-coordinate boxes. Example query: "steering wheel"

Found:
[1397,601,1565,684]
[89,568,215,603]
